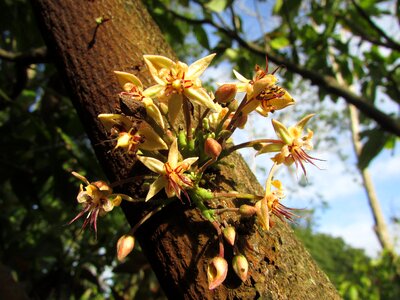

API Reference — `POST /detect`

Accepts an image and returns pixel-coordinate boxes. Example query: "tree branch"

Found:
[338,15,399,51]
[351,0,400,52]
[0,46,50,65]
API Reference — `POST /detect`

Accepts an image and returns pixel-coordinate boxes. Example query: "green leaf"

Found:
[205,0,228,12]
[193,25,210,49]
[358,129,391,169]
[273,0,283,14]
[270,36,290,50]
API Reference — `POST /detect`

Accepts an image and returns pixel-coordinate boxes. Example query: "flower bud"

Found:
[207,256,228,290]
[116,234,135,261]
[222,226,236,246]
[204,138,222,159]
[232,254,249,282]
[239,204,257,217]
[215,84,237,104]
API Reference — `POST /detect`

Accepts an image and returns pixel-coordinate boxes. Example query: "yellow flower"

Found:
[114,71,165,129]
[257,114,317,175]
[255,179,296,231]
[69,172,133,232]
[231,65,295,116]
[98,113,168,153]
[143,54,218,123]
[137,138,198,201]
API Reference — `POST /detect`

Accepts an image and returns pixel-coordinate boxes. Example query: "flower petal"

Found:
[295,114,315,132]
[72,171,90,185]
[144,55,175,84]
[137,155,165,174]
[255,142,284,156]
[181,157,199,167]
[233,69,250,83]
[168,93,183,125]
[114,71,143,91]
[138,122,168,151]
[272,119,293,145]
[98,113,133,132]
[168,138,179,167]
[143,84,165,98]
[146,176,167,201]
[187,53,216,79]
[142,97,165,129]
[185,87,217,111]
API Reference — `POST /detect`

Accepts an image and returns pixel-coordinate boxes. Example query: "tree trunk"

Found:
[31,0,340,298]
[349,105,393,252]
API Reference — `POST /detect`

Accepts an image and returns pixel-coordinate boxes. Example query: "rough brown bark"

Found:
[31,0,340,299]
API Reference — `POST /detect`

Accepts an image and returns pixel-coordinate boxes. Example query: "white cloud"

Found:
[370,153,400,180]
[317,220,380,257]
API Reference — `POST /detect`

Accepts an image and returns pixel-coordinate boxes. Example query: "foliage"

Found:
[295,227,400,300]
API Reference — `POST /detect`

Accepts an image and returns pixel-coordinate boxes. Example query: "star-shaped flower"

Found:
[98,113,168,153]
[69,172,133,232]
[255,179,296,231]
[137,138,198,201]
[256,114,318,175]
[231,65,295,116]
[143,54,218,123]
[114,71,165,129]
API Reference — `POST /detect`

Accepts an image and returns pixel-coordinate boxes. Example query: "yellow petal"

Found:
[114,71,143,91]
[146,176,167,201]
[255,142,284,156]
[71,171,90,185]
[295,114,315,132]
[181,157,199,168]
[168,138,179,168]
[187,53,216,79]
[144,55,175,84]
[233,69,250,83]
[137,155,165,174]
[98,113,133,132]
[142,97,165,129]
[185,87,217,111]
[143,84,165,98]
[137,123,168,151]
[168,94,183,125]
[272,119,292,145]
[115,133,131,149]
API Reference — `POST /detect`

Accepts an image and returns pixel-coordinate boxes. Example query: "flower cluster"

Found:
[70,54,320,289]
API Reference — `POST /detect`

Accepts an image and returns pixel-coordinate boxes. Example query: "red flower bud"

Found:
[204,137,222,159]
[222,226,236,246]
[116,234,135,261]
[215,84,237,103]
[207,256,228,290]
[232,254,249,282]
